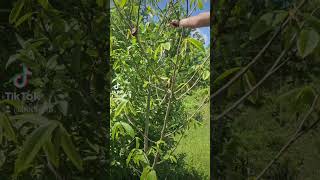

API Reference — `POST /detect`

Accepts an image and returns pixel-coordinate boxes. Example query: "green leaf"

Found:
[213,67,241,87]
[14,121,58,175]
[46,55,58,70]
[37,0,50,9]
[243,70,258,104]
[135,137,140,149]
[119,121,135,138]
[0,151,5,168]
[6,55,18,69]
[96,0,106,8]
[141,166,157,180]
[295,86,315,107]
[305,15,320,32]
[272,11,288,27]
[128,101,137,115]
[249,11,287,40]
[57,100,68,116]
[186,38,204,52]
[250,20,272,40]
[58,125,83,171]
[227,79,241,98]
[197,0,203,10]
[260,12,274,25]
[114,99,128,117]
[14,12,33,27]
[126,148,136,165]
[162,42,171,51]
[0,100,23,109]
[0,113,17,142]
[278,86,315,112]
[202,70,210,80]
[43,139,59,168]
[297,28,320,58]
[283,25,297,49]
[11,114,48,127]
[9,0,25,24]
[116,0,128,8]
[15,33,26,48]
[111,121,135,140]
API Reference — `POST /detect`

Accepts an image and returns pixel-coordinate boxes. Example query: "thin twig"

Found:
[211,0,306,99]
[152,31,184,169]
[216,53,290,120]
[165,95,209,137]
[144,78,152,152]
[125,114,156,144]
[256,95,319,179]
[215,29,298,120]
[174,55,209,94]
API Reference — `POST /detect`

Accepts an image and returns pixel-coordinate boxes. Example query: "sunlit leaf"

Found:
[114,99,128,117]
[202,70,210,80]
[141,166,157,180]
[186,38,204,52]
[197,0,203,10]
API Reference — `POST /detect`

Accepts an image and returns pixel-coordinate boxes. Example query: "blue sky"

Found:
[156,0,210,47]
[111,0,210,46]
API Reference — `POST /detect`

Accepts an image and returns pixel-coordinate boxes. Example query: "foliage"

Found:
[0,0,108,179]
[110,0,209,179]
[213,0,320,179]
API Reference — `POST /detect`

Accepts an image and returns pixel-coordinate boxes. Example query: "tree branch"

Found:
[256,94,319,179]
[211,0,306,100]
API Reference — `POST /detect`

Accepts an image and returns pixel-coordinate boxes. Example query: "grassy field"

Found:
[175,88,210,179]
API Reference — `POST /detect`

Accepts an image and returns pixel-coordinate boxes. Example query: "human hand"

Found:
[169,20,179,28]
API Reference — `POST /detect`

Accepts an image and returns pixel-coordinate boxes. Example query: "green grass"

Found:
[175,88,210,179]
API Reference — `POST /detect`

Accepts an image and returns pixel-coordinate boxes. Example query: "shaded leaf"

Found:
[43,139,59,168]
[0,113,17,142]
[58,125,83,171]
[14,121,58,175]
[14,12,34,27]
[213,67,241,87]
[250,20,272,40]
[37,0,50,9]
[297,28,320,58]
[305,15,320,32]
[0,151,5,168]
[243,70,258,104]
[9,0,25,24]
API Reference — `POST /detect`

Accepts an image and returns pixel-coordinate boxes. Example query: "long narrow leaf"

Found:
[58,125,83,171]
[14,121,58,175]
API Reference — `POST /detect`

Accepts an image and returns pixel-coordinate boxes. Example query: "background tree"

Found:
[0,0,109,179]
[110,0,210,179]
[213,0,320,179]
